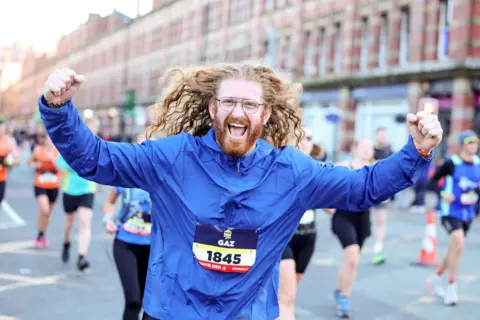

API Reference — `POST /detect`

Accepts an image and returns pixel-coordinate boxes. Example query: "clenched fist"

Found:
[43,68,85,105]
[406,111,443,154]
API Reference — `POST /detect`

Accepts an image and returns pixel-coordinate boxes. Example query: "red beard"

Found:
[213,110,265,158]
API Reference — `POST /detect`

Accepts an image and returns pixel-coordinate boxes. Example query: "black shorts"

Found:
[332,210,371,249]
[63,193,95,213]
[441,216,472,236]
[34,186,59,204]
[0,181,5,203]
[281,233,316,274]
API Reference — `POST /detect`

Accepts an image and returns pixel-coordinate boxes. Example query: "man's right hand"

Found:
[43,68,85,105]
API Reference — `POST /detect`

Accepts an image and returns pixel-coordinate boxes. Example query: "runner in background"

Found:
[28,133,61,248]
[278,128,318,320]
[372,127,394,265]
[30,127,43,153]
[325,138,375,318]
[426,130,480,305]
[103,185,152,320]
[311,143,327,162]
[0,117,20,208]
[57,117,100,271]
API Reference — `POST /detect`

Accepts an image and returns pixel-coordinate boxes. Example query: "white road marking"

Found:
[0,201,26,229]
[0,273,66,293]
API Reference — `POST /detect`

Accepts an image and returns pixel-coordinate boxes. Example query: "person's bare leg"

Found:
[77,207,93,256]
[278,259,297,320]
[336,245,360,296]
[373,208,388,264]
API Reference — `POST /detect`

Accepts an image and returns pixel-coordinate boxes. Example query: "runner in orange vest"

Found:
[0,117,20,208]
[28,132,61,248]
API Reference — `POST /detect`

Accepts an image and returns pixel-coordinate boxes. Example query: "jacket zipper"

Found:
[236,159,241,175]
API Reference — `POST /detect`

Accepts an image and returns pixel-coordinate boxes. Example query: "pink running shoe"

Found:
[34,237,48,249]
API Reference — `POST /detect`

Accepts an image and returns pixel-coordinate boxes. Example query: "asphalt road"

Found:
[1,153,480,320]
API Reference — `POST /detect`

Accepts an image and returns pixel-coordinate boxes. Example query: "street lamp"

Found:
[418,97,439,115]
[83,109,94,119]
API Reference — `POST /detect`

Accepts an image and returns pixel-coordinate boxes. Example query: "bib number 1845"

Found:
[206,251,241,265]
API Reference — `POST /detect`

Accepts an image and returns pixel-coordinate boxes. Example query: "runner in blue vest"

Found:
[426,130,480,306]
[39,66,442,320]
[103,186,152,320]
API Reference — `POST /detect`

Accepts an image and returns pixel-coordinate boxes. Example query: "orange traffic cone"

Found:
[411,210,438,267]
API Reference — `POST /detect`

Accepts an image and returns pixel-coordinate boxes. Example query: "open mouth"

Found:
[228,123,247,138]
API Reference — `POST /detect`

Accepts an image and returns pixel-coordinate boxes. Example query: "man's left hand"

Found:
[406,111,443,154]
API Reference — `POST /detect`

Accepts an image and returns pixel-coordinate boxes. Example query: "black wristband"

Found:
[47,101,68,109]
[42,96,68,108]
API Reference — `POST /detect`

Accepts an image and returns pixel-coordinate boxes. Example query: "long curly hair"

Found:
[144,62,305,148]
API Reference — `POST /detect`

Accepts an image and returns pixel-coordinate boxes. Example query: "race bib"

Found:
[299,210,315,225]
[460,191,478,205]
[38,172,58,184]
[122,213,151,236]
[192,224,258,273]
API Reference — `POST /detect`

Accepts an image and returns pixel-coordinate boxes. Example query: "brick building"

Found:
[2,0,480,157]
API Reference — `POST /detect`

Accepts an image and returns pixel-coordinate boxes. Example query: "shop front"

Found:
[470,79,480,135]
[300,89,340,160]
[427,79,453,158]
[352,84,409,152]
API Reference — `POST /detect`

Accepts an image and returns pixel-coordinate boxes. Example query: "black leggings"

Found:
[0,181,5,204]
[113,238,151,320]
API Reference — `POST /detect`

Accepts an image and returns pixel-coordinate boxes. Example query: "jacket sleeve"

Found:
[38,96,183,191]
[294,136,433,212]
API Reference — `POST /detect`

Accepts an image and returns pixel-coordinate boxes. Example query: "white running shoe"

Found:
[426,274,445,297]
[444,283,458,306]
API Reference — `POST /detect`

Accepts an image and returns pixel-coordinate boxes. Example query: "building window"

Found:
[379,13,388,69]
[333,23,342,74]
[265,0,274,12]
[318,28,327,77]
[203,2,220,34]
[438,0,453,60]
[263,26,279,68]
[400,7,410,65]
[277,0,286,8]
[152,26,163,50]
[230,0,252,25]
[360,17,369,71]
[284,35,294,72]
[184,12,195,39]
[168,19,183,46]
[304,31,314,77]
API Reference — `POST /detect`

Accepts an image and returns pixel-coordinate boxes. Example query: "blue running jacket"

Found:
[39,97,432,319]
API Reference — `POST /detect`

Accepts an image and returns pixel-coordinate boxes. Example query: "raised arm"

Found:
[322,160,350,215]
[295,137,431,211]
[295,111,442,212]
[39,68,184,191]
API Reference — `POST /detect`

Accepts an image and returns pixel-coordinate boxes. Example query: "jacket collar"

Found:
[201,128,274,170]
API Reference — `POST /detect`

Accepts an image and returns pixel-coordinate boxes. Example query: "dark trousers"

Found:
[114,238,151,320]
[412,179,427,206]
